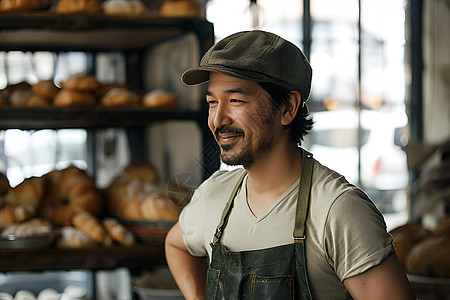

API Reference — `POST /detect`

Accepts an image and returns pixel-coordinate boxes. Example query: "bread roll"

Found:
[13,218,53,237]
[72,211,112,246]
[53,89,97,106]
[56,226,97,248]
[159,0,201,18]
[101,87,140,106]
[143,89,179,108]
[120,161,158,184]
[9,84,32,107]
[102,0,149,17]
[32,80,59,99]
[140,193,182,222]
[434,218,450,236]
[61,74,100,92]
[406,235,450,277]
[0,0,43,11]
[26,94,52,107]
[390,223,432,267]
[56,0,102,14]
[0,173,10,196]
[103,217,135,246]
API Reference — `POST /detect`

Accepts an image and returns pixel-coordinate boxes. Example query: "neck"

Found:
[246,141,303,201]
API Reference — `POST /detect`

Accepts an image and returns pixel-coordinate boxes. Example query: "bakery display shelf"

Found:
[0,106,201,130]
[0,11,214,52]
[0,244,165,272]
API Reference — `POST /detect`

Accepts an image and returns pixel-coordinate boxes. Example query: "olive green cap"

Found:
[181,30,312,101]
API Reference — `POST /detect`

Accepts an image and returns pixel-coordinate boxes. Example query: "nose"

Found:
[210,101,232,129]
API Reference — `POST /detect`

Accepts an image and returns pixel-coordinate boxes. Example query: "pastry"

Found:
[72,211,112,246]
[103,217,135,246]
[26,94,52,107]
[390,223,432,267]
[40,166,103,226]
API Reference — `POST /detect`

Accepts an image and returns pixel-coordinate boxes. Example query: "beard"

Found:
[215,109,276,169]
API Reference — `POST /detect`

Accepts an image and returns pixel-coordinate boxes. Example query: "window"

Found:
[206,0,409,229]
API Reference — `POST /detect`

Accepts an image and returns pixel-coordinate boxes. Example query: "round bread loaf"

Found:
[390,223,432,267]
[32,80,60,99]
[102,0,149,17]
[119,161,158,184]
[143,89,179,108]
[56,0,102,14]
[0,0,43,10]
[53,89,97,106]
[61,74,100,92]
[57,226,97,248]
[406,235,450,277]
[27,94,52,107]
[101,87,140,106]
[159,0,201,18]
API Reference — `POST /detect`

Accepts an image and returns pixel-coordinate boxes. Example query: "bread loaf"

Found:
[0,0,43,11]
[102,0,149,17]
[406,235,450,277]
[390,223,432,267]
[32,80,60,99]
[53,90,97,106]
[56,0,102,14]
[143,89,179,108]
[159,0,201,18]
[101,87,140,106]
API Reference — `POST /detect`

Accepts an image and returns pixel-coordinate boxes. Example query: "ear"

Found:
[281,91,302,126]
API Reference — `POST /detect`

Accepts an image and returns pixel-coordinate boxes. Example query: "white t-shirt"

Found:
[179,159,394,300]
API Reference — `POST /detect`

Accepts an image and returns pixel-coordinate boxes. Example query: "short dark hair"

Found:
[258,82,314,144]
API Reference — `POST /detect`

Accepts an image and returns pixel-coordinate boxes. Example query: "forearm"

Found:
[165,223,208,300]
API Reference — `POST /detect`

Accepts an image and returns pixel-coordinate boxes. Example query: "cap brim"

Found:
[181,68,211,86]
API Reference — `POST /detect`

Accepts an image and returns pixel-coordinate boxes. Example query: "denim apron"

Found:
[206,150,314,300]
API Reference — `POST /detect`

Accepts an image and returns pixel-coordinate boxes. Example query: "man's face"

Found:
[206,72,281,169]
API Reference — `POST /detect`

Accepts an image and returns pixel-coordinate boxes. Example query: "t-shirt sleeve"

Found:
[323,188,395,281]
[179,184,210,257]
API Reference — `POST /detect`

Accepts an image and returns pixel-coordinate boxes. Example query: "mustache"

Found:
[214,126,245,137]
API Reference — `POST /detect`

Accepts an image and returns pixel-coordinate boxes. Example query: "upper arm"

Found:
[344,253,416,300]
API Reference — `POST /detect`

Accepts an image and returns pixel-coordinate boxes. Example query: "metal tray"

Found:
[0,233,56,251]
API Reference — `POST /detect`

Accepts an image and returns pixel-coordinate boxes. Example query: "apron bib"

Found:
[206,150,314,300]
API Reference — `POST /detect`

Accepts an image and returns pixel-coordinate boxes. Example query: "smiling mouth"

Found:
[215,127,244,147]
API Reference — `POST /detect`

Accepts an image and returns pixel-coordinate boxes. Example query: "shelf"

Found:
[0,244,165,272]
[0,106,202,130]
[0,12,214,52]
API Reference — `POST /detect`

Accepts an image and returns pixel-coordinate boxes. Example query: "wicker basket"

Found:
[117,217,175,245]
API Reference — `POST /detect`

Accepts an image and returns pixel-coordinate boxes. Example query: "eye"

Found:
[206,98,218,108]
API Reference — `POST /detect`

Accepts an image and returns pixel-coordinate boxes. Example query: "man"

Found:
[165,30,415,300]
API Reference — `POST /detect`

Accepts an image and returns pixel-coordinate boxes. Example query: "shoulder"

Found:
[194,168,246,198]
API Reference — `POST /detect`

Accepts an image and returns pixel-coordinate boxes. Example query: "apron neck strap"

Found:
[293,150,314,242]
[210,149,314,247]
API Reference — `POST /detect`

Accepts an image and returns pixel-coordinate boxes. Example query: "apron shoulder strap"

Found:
[293,150,314,242]
[210,168,247,246]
